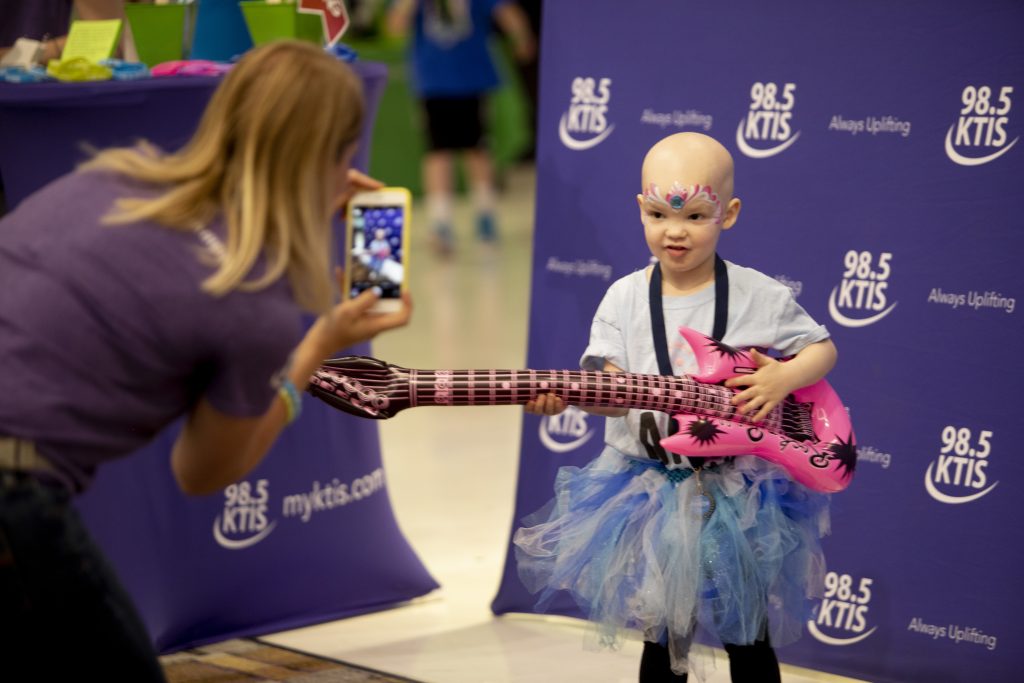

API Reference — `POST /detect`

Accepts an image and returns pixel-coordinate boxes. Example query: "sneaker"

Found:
[432,223,454,256]
[476,213,498,241]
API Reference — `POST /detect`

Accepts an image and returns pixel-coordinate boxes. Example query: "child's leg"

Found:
[423,151,455,250]
[464,147,498,240]
[420,97,461,252]
[451,94,496,240]
[722,637,780,683]
[639,641,687,683]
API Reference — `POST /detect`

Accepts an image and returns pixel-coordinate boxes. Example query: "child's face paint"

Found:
[642,182,723,225]
[638,180,732,291]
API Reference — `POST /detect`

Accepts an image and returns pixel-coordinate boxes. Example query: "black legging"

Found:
[639,637,781,683]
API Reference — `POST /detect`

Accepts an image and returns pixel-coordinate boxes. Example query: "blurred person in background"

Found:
[0,0,134,217]
[0,0,133,64]
[388,0,535,254]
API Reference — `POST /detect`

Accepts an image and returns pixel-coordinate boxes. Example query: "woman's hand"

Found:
[307,267,412,357]
[333,168,384,213]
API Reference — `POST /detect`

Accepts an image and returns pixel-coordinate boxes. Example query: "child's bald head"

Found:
[641,133,736,204]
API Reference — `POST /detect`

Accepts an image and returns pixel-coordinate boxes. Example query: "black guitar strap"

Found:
[648,254,728,441]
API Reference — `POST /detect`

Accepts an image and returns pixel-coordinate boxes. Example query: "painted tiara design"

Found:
[644,182,723,223]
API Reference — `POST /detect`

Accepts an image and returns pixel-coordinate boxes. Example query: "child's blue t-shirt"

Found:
[580,261,830,461]
[410,0,506,97]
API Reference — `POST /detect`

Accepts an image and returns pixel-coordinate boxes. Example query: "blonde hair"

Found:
[83,40,365,313]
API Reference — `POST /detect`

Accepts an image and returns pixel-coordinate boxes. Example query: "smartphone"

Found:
[345,187,411,313]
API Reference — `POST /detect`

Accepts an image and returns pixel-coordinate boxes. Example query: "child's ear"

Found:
[636,194,649,220]
[721,197,742,229]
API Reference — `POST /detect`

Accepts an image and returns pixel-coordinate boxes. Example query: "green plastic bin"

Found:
[125,3,194,67]
[239,1,323,46]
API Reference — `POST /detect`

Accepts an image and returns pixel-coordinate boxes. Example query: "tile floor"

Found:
[262,165,869,683]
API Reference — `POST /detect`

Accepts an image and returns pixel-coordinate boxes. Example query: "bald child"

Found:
[529,132,835,422]
[516,132,839,682]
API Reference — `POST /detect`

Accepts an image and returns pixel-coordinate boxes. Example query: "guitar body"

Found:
[308,327,856,493]
[661,328,855,493]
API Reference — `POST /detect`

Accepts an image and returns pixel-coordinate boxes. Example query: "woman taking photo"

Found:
[0,40,410,679]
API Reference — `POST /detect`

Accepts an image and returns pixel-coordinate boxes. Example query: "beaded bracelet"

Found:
[278,378,302,424]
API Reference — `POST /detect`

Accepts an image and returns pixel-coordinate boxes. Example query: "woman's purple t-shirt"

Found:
[0,170,305,491]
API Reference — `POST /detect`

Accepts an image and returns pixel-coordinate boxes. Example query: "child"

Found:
[387,0,535,252]
[368,226,393,273]
[515,132,838,682]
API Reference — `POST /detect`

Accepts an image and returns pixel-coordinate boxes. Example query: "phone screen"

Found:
[348,203,405,301]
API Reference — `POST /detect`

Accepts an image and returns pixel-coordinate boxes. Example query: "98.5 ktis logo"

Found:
[925,425,999,504]
[213,479,276,549]
[828,250,898,327]
[559,76,614,150]
[539,405,595,453]
[736,81,800,158]
[212,470,389,550]
[945,85,1018,166]
[808,571,878,645]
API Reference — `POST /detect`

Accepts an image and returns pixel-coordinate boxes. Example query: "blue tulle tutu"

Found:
[513,448,830,676]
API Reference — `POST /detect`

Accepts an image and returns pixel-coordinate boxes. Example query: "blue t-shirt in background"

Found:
[410,0,506,97]
[0,169,304,492]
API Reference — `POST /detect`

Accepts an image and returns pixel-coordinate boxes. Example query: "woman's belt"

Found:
[0,438,55,474]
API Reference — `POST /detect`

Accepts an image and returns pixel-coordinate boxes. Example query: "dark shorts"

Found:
[422,96,486,151]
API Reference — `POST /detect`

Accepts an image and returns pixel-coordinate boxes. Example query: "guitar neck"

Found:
[408,369,760,426]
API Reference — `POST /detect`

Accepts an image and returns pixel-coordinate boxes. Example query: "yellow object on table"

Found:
[47,57,113,82]
[62,19,123,62]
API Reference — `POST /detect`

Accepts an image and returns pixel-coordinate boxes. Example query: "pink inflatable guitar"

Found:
[308,327,855,493]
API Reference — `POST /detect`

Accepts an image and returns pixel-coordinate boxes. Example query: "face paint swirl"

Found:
[644,182,723,224]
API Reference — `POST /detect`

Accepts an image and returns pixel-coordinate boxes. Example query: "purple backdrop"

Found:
[491,2,1023,682]
[0,62,439,652]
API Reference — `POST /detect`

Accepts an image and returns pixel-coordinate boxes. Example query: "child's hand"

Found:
[724,339,837,423]
[723,349,793,423]
[525,393,567,416]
